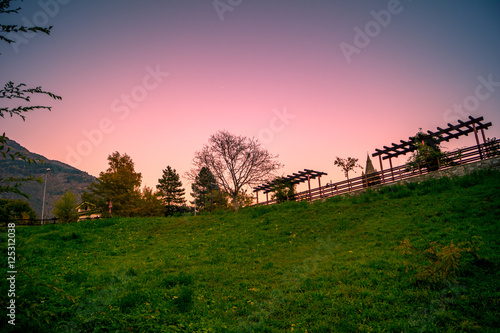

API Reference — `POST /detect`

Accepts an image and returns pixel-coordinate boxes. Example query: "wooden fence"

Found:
[254,139,499,206]
[0,216,101,228]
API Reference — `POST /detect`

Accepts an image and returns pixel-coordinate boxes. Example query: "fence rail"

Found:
[0,216,101,228]
[254,139,499,206]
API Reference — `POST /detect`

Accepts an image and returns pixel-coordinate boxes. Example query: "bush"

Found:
[399,236,484,284]
[53,190,79,223]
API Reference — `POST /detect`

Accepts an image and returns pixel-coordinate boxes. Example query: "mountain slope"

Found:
[0,139,96,218]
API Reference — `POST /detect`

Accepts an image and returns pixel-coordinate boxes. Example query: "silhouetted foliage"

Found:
[0,1,61,197]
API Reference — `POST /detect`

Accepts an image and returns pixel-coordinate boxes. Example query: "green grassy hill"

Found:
[1,170,499,332]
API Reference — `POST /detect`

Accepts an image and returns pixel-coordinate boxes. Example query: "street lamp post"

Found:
[41,168,50,224]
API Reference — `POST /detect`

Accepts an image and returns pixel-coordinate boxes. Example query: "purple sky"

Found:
[2,0,500,200]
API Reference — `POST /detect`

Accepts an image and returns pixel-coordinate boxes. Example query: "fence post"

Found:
[389,157,395,181]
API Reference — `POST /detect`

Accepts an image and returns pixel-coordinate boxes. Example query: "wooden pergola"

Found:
[253,169,327,204]
[372,115,492,181]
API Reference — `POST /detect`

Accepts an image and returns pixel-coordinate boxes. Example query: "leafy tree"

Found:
[1,1,61,197]
[406,130,447,172]
[0,198,36,220]
[0,0,53,49]
[334,156,362,191]
[157,166,186,215]
[82,152,142,217]
[53,190,79,223]
[236,189,255,208]
[191,167,228,212]
[136,187,164,217]
[271,177,296,203]
[192,130,282,211]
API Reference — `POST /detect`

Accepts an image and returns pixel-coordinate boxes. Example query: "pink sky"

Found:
[2,1,500,200]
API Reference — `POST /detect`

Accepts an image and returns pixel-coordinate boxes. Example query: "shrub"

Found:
[53,190,79,223]
[484,137,499,158]
[399,236,484,284]
[271,177,296,203]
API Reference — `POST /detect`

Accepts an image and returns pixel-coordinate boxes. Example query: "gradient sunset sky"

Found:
[2,0,500,198]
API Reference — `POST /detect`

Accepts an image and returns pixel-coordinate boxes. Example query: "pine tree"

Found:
[191,167,227,212]
[157,166,186,208]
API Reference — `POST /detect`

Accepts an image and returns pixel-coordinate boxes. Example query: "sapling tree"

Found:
[334,156,362,191]
[53,190,79,223]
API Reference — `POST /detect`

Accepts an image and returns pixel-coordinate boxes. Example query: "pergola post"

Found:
[256,191,259,205]
[307,174,312,202]
[480,127,487,157]
[266,192,269,205]
[378,155,385,184]
[389,157,394,181]
[472,123,483,160]
[318,176,322,198]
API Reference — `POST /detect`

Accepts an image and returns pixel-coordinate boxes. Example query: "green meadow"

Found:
[1,170,499,332]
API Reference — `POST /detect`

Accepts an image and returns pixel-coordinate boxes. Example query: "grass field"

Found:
[1,169,499,332]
